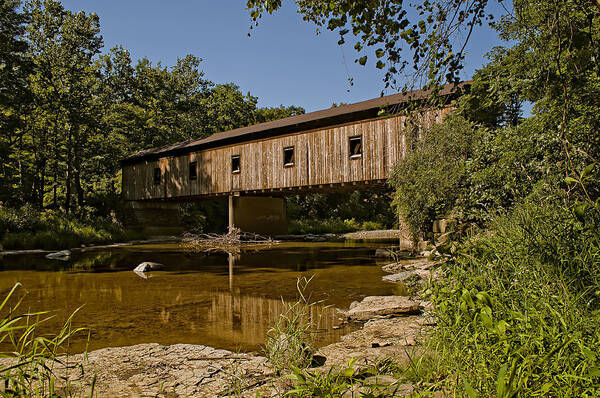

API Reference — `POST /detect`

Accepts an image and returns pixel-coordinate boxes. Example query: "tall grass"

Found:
[265,277,318,375]
[0,283,91,397]
[425,195,600,396]
[0,205,144,250]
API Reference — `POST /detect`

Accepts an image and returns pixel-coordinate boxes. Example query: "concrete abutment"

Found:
[228,196,287,236]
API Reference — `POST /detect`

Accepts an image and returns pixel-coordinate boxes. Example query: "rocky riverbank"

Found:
[6,256,437,397]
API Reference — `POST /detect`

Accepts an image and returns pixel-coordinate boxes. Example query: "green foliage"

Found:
[254,104,305,124]
[285,358,407,397]
[0,206,144,250]
[287,218,362,235]
[390,115,479,243]
[427,196,600,396]
[287,191,394,230]
[0,0,305,218]
[247,0,499,90]
[0,283,91,397]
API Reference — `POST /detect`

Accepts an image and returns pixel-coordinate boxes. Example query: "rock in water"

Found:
[45,250,71,260]
[134,262,165,273]
[345,296,421,321]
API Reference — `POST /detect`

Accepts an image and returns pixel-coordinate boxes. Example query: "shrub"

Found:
[288,218,360,235]
[0,206,145,250]
[361,220,384,231]
[390,115,480,246]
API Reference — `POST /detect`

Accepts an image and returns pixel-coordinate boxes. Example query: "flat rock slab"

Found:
[346,296,421,321]
[381,259,433,273]
[45,250,71,260]
[382,269,433,283]
[382,271,416,283]
[1,343,277,397]
[317,316,428,368]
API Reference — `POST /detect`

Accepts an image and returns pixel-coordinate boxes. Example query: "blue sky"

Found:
[60,1,504,112]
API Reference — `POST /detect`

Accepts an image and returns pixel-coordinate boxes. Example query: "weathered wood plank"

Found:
[121,108,450,200]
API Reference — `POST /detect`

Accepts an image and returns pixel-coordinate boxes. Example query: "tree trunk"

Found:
[65,125,73,213]
[75,167,84,208]
[39,167,45,209]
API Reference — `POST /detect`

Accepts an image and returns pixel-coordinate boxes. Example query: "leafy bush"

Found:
[390,115,480,245]
[287,191,395,229]
[427,195,600,396]
[360,220,384,231]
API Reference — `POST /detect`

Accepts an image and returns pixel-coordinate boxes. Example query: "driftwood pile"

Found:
[181,227,275,253]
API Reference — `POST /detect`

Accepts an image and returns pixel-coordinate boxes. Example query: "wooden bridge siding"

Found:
[122,109,451,200]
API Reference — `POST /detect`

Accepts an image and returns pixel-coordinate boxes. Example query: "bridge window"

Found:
[189,161,197,180]
[283,146,295,167]
[231,155,241,174]
[349,135,362,159]
[153,167,161,185]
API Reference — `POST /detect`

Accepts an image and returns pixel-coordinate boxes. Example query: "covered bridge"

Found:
[121,84,466,235]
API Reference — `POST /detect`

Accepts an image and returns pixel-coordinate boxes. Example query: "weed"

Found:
[425,196,600,396]
[0,283,91,397]
[264,277,321,375]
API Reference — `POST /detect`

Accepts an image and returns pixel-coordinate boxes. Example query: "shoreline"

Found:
[29,255,435,396]
[1,229,410,257]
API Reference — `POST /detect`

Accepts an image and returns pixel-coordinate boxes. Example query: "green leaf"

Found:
[358,56,367,65]
[496,363,508,397]
[581,164,594,179]
[575,203,588,219]
[463,379,478,398]
[565,176,578,185]
[589,367,600,377]
[375,49,385,58]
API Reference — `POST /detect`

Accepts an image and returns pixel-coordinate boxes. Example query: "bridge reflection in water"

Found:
[0,242,395,353]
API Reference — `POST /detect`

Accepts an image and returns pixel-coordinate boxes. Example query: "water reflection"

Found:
[0,242,396,353]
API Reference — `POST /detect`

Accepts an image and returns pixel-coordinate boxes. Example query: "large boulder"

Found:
[133,262,165,273]
[345,296,421,321]
[45,250,71,261]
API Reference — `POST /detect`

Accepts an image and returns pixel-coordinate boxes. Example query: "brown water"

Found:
[0,242,396,353]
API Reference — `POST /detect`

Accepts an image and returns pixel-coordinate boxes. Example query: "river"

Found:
[0,241,396,353]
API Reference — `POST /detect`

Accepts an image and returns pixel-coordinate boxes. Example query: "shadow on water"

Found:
[0,242,398,353]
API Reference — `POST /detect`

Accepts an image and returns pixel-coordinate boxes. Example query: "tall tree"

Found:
[0,0,31,205]
[25,0,103,211]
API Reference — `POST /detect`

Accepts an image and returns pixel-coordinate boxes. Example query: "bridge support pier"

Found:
[228,195,287,236]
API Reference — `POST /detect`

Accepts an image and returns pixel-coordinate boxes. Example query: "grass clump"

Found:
[285,358,411,397]
[425,196,600,396]
[265,277,317,375]
[0,283,91,397]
